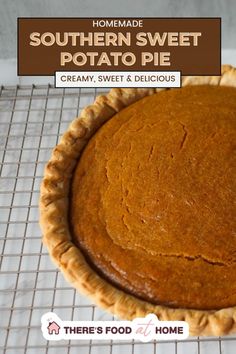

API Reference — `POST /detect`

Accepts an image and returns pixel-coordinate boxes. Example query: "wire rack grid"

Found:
[0,84,235,354]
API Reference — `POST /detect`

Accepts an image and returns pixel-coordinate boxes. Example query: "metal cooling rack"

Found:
[0,84,235,354]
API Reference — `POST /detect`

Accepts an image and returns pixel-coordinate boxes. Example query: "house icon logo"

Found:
[47,321,61,335]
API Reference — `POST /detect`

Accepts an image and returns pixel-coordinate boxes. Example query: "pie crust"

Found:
[40,65,236,336]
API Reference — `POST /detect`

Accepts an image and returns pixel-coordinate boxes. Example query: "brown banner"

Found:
[18,18,221,76]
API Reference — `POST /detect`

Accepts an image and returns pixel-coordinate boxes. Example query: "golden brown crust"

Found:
[40,65,236,336]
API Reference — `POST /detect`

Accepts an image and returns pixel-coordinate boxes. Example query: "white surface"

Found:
[222,50,236,66]
[0,59,54,86]
[0,50,235,85]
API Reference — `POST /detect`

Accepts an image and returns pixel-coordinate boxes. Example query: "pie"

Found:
[40,65,236,336]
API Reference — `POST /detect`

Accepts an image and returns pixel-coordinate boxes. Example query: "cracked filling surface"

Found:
[70,85,236,310]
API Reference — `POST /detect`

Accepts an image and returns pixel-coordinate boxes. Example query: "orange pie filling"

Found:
[70,85,236,310]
